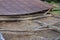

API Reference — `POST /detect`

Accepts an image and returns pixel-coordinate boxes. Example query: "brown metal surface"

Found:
[0,0,52,15]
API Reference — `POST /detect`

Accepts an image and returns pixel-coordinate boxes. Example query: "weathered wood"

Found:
[0,16,48,21]
[49,22,60,32]
[2,29,60,40]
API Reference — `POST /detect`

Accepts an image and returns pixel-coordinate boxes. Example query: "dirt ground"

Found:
[0,16,60,40]
[2,30,60,40]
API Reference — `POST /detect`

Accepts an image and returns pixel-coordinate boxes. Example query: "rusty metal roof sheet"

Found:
[0,0,52,15]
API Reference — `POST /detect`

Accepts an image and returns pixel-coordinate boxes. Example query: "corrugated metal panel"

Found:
[0,0,52,15]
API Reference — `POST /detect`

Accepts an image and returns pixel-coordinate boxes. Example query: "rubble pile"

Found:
[0,0,60,40]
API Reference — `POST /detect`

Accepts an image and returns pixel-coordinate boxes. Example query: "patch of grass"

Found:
[52,11,60,14]
[51,7,60,14]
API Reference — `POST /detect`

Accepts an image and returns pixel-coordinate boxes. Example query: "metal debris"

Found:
[0,33,5,40]
[0,0,52,15]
